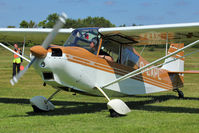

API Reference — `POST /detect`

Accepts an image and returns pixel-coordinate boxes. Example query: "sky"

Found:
[1,0,199,27]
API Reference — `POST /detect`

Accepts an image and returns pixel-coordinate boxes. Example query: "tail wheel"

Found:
[174,89,184,99]
[178,90,184,99]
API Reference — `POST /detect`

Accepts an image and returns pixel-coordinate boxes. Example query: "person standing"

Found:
[13,44,22,77]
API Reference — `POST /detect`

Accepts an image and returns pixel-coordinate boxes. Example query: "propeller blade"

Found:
[10,13,67,86]
[10,57,36,86]
[42,13,67,49]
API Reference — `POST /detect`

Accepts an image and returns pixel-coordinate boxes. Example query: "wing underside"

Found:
[0,28,73,45]
[2,23,199,45]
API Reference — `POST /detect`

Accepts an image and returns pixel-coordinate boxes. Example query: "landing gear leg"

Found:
[174,88,184,99]
[95,86,131,117]
[30,89,61,112]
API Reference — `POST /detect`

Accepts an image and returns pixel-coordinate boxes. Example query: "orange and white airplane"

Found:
[0,13,199,117]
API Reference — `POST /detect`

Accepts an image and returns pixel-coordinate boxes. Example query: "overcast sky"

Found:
[0,0,199,27]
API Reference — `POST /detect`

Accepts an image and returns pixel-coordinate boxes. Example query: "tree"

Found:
[46,13,59,28]
[63,16,115,28]
[119,24,126,27]
[20,20,29,28]
[38,20,47,28]
[28,20,36,28]
[24,13,116,28]
[38,13,59,28]
[19,20,36,28]
[7,26,16,28]
[64,18,79,28]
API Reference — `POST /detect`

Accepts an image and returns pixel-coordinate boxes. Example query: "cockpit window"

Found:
[64,28,99,52]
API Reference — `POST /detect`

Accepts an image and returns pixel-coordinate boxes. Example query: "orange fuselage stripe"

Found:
[50,46,175,90]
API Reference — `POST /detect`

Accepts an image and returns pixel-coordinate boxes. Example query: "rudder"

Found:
[161,43,184,72]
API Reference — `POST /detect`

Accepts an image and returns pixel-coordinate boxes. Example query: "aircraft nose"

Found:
[30,45,48,58]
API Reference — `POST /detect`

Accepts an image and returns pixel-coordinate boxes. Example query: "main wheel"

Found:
[30,96,55,112]
[109,109,121,117]
[32,105,48,113]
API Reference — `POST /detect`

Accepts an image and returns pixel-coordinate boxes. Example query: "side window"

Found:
[100,40,120,62]
[121,46,139,67]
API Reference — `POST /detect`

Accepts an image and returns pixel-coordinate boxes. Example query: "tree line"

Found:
[8,13,116,28]
[7,13,198,48]
[7,13,139,28]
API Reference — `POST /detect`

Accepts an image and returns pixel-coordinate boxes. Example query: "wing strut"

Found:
[101,40,199,88]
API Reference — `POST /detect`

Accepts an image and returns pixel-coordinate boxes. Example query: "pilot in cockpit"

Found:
[89,38,114,62]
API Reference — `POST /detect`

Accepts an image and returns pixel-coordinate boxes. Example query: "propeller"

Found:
[10,13,67,86]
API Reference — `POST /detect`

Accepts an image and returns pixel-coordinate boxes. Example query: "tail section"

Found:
[161,43,184,72]
[162,43,184,89]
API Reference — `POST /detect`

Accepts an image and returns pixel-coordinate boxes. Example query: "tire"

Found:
[178,90,184,99]
[109,109,121,117]
[32,105,48,113]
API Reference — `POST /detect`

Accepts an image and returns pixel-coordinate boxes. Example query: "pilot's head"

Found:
[90,37,98,48]
[90,42,95,48]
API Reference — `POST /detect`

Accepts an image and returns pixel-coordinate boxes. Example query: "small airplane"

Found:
[0,13,199,117]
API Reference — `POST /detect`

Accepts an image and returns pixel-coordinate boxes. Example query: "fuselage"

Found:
[32,45,180,97]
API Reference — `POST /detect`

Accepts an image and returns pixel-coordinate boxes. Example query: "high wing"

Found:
[99,22,199,45]
[2,22,199,45]
[0,28,73,45]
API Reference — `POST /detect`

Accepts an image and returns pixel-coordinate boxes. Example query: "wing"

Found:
[0,28,73,45]
[99,22,199,45]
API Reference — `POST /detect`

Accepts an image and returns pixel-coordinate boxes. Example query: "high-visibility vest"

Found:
[13,48,21,64]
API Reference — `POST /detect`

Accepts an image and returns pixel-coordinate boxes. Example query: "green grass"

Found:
[0,46,199,133]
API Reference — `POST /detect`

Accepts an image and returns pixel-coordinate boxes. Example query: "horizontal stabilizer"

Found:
[168,70,199,74]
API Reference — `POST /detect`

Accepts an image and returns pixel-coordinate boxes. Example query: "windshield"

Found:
[64,28,99,52]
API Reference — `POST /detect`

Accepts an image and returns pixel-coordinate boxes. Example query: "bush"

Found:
[27,43,35,47]
[148,46,155,51]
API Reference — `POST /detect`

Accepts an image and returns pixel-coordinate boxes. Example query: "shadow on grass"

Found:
[126,95,199,113]
[0,94,199,117]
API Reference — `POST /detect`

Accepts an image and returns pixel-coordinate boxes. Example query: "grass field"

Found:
[0,46,199,133]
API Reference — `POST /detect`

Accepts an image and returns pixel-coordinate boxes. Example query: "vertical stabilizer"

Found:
[161,43,184,72]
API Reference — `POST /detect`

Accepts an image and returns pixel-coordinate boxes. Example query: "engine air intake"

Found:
[51,48,62,57]
[43,72,54,80]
